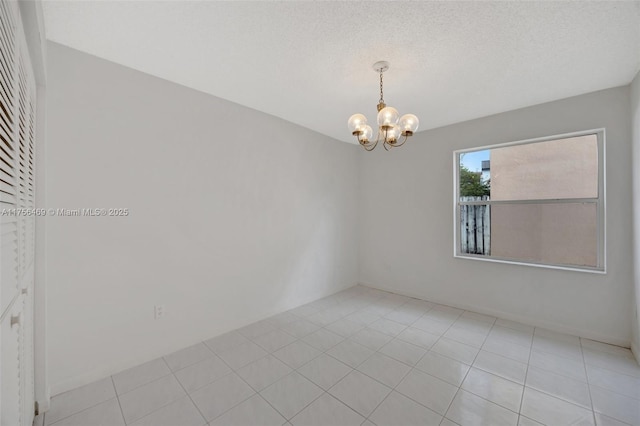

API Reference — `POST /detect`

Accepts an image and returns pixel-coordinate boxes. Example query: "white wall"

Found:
[45,42,359,394]
[631,70,640,358]
[359,86,633,346]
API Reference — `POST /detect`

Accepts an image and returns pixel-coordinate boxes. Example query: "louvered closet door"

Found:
[0,0,18,318]
[0,0,36,425]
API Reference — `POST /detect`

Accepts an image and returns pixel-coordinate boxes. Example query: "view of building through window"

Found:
[457,133,602,270]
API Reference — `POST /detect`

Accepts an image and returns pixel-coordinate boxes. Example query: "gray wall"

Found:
[45,42,360,393]
[359,86,633,346]
[632,70,640,357]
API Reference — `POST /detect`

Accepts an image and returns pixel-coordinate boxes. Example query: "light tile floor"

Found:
[42,286,640,426]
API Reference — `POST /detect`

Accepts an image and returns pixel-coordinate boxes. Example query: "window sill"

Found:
[454,253,606,274]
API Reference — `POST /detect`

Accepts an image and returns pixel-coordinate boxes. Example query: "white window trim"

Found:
[453,128,606,274]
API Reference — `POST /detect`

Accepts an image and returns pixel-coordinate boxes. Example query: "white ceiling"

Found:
[43,1,640,144]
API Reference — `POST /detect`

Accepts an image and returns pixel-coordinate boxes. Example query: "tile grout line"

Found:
[521,330,611,423]
[449,321,533,420]
[332,297,424,423]
[526,351,589,384]
[109,376,127,426]
[112,359,175,401]
[358,338,417,423]
[516,324,536,424]
[215,318,371,426]
[266,369,327,423]
[50,371,180,426]
[438,311,496,425]
[528,336,635,408]
[579,336,599,426]
[380,306,466,424]
[122,374,194,425]
[294,296,423,423]
[453,319,540,418]
[44,383,120,426]
[46,401,112,425]
[121,342,220,424]
[587,381,640,404]
[206,348,284,424]
[578,347,640,381]
[170,357,210,426]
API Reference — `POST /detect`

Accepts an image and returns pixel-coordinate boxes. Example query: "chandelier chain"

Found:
[379,71,384,104]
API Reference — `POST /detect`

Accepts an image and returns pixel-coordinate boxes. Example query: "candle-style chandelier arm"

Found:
[347,61,419,151]
[388,134,409,149]
[356,131,378,151]
[362,139,378,152]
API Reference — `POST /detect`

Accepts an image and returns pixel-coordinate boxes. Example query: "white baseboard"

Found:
[361,282,631,348]
[35,392,50,416]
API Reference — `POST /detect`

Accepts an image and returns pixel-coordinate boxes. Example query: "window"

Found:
[454,130,605,272]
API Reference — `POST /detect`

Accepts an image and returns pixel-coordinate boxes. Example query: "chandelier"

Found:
[348,61,419,151]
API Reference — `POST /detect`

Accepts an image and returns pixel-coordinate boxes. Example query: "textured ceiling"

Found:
[43,1,640,144]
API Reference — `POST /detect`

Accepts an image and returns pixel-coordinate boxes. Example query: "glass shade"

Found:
[377,107,399,127]
[399,114,419,134]
[385,124,401,142]
[360,125,373,142]
[348,113,368,133]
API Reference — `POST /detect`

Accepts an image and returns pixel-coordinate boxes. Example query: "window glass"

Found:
[456,131,603,271]
[490,135,598,201]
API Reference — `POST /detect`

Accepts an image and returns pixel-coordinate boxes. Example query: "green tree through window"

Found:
[459,165,490,197]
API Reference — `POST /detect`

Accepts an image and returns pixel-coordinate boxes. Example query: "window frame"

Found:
[453,128,606,274]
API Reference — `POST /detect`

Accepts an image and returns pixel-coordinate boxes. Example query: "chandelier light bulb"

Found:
[360,125,373,143]
[399,114,420,135]
[377,106,399,127]
[385,124,401,143]
[348,113,367,134]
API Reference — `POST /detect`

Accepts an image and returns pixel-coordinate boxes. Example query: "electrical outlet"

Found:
[154,305,165,319]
